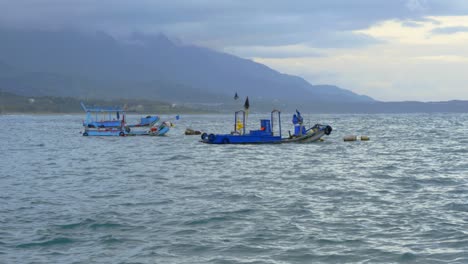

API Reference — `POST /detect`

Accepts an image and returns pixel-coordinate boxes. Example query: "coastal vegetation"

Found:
[0,91,206,114]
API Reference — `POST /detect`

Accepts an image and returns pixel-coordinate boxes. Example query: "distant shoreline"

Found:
[0,91,209,115]
[2,92,468,114]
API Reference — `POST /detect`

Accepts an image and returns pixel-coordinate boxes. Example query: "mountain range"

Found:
[0,28,373,108]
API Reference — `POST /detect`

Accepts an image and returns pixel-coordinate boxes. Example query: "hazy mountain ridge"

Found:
[2,28,467,113]
[0,28,373,104]
[0,58,229,103]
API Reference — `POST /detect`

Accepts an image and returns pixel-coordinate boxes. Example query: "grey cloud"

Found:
[305,32,384,49]
[431,26,468,34]
[0,0,467,49]
[224,46,324,59]
[401,21,425,27]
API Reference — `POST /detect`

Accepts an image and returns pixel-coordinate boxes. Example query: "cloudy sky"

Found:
[1,0,468,101]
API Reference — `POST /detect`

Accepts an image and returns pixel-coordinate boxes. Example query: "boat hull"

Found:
[201,133,282,144]
[282,130,326,143]
[125,124,170,136]
[83,118,170,137]
[83,129,125,136]
[201,124,331,144]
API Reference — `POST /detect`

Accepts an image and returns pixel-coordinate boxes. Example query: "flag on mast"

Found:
[244,96,250,111]
[244,96,250,124]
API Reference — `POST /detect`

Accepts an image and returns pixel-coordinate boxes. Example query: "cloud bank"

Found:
[1,0,468,100]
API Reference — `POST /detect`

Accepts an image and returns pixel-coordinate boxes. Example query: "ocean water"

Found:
[0,113,467,264]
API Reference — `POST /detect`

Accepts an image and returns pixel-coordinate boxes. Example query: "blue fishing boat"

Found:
[81,103,126,136]
[201,110,283,144]
[81,102,170,136]
[200,109,332,144]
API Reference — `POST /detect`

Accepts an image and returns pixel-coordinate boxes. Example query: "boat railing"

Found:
[234,110,246,135]
[271,109,282,137]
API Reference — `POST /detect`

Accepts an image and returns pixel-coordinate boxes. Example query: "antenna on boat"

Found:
[80,102,88,112]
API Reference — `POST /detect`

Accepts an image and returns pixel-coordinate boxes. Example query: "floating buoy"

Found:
[185,128,202,135]
[343,135,357,141]
[360,136,370,141]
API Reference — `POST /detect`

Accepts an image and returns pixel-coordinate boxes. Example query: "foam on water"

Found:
[0,113,467,263]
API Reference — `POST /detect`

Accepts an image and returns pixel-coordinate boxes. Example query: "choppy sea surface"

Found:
[1,113,468,264]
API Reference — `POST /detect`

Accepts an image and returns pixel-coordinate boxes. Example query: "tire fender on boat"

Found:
[208,134,216,142]
[201,132,208,140]
[119,131,125,136]
[83,132,88,136]
[222,137,230,144]
[325,125,332,135]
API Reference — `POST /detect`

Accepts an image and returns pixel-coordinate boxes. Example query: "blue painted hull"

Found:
[83,129,125,136]
[153,126,170,136]
[201,124,332,144]
[201,133,282,144]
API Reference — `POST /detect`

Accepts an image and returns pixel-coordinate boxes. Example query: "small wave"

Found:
[443,202,468,212]
[277,250,318,262]
[315,238,364,245]
[90,222,124,230]
[119,200,172,207]
[100,235,126,244]
[207,257,271,264]
[88,194,121,199]
[172,229,198,235]
[413,176,459,186]
[168,242,211,254]
[227,208,256,215]
[447,187,468,194]
[399,252,418,262]
[56,218,95,229]
[56,218,125,231]
[163,155,193,161]
[16,237,75,248]
[223,193,262,201]
[184,216,230,226]
[99,236,145,246]
[220,244,269,255]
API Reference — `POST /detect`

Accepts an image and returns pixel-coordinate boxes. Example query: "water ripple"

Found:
[0,113,467,263]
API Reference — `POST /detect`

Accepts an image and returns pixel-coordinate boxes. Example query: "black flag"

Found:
[234,92,239,100]
[244,96,250,110]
